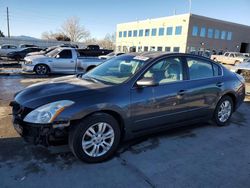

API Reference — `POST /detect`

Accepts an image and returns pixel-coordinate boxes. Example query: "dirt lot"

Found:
[0,63,250,188]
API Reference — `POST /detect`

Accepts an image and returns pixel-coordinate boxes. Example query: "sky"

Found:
[0,0,250,40]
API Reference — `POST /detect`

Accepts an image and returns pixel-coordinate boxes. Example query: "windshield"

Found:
[46,48,60,57]
[82,55,148,84]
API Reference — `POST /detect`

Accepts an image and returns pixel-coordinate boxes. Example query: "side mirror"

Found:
[136,77,158,87]
[55,54,60,58]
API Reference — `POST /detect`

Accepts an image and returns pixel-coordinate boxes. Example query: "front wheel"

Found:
[69,113,121,163]
[34,64,49,75]
[213,96,233,126]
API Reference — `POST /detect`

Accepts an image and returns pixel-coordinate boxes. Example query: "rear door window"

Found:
[187,58,214,80]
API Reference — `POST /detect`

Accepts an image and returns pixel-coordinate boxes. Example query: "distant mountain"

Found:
[10,35,40,40]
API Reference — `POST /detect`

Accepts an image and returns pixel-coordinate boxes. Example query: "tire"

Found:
[86,66,96,72]
[34,64,49,75]
[69,113,121,163]
[213,58,218,62]
[213,96,234,126]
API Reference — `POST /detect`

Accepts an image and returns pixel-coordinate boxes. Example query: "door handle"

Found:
[216,82,224,87]
[177,90,187,96]
[70,61,74,63]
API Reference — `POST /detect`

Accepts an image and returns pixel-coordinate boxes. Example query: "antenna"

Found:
[7,7,10,37]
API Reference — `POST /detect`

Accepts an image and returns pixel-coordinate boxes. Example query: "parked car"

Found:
[23,47,105,75]
[19,44,38,48]
[6,47,42,61]
[211,52,248,65]
[26,46,58,57]
[11,52,245,163]
[0,44,18,57]
[99,52,125,60]
[231,58,250,81]
[78,45,113,57]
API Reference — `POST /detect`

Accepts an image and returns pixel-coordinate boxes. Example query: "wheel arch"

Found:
[221,92,237,112]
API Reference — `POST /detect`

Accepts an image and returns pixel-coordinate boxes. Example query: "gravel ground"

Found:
[0,63,250,188]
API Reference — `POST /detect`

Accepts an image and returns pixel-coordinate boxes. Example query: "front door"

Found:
[130,56,190,131]
[52,49,76,73]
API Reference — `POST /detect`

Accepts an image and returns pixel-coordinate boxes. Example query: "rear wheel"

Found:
[213,96,233,126]
[69,113,121,163]
[234,60,240,66]
[34,64,49,75]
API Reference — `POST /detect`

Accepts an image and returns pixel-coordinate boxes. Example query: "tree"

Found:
[98,33,116,50]
[41,31,70,41]
[61,17,90,42]
[0,30,5,37]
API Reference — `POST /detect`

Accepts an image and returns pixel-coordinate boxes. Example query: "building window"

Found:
[139,29,143,37]
[128,30,132,37]
[117,46,121,52]
[227,31,232,40]
[173,47,180,52]
[157,47,163,51]
[192,26,199,36]
[133,30,138,37]
[144,46,149,52]
[207,28,213,38]
[175,26,182,35]
[145,29,150,36]
[159,28,164,36]
[200,27,206,37]
[214,29,220,39]
[166,27,173,35]
[221,31,226,40]
[151,28,157,36]
[138,46,142,52]
[119,31,122,38]
[150,46,156,51]
[123,31,127,37]
[165,47,171,52]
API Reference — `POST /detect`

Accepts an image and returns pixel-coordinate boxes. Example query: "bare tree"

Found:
[41,31,56,40]
[98,33,116,50]
[61,17,90,42]
[41,31,71,41]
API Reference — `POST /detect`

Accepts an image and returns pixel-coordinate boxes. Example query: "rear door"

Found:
[182,56,223,119]
[51,49,76,73]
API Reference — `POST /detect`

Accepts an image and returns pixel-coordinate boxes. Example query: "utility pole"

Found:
[7,7,10,37]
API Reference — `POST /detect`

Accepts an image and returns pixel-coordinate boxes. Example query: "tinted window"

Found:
[224,53,229,57]
[214,29,220,39]
[173,47,180,52]
[165,47,171,52]
[58,50,72,59]
[221,31,226,40]
[227,32,232,40]
[143,57,183,84]
[133,30,138,37]
[207,28,213,38]
[200,27,206,37]
[123,31,127,37]
[192,26,198,36]
[158,28,164,36]
[119,31,122,38]
[145,29,150,36]
[166,27,173,35]
[139,29,143,37]
[157,47,162,51]
[212,63,221,76]
[151,28,157,36]
[175,26,182,35]
[128,31,132,37]
[187,58,213,79]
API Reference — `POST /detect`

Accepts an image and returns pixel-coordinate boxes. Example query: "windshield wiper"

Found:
[83,76,101,83]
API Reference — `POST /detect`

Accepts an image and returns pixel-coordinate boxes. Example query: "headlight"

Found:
[23,100,74,124]
[24,60,32,65]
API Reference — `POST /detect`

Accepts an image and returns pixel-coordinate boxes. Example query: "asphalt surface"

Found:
[0,64,250,188]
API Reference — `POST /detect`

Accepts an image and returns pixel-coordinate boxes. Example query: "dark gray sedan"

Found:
[11,52,245,163]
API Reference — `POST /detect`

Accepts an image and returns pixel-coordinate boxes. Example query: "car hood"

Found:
[27,51,45,56]
[24,55,50,62]
[235,62,250,70]
[15,75,110,108]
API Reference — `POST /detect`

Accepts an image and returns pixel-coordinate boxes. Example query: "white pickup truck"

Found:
[23,47,105,75]
[211,52,248,65]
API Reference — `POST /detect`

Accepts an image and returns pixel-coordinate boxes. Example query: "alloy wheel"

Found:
[218,100,232,123]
